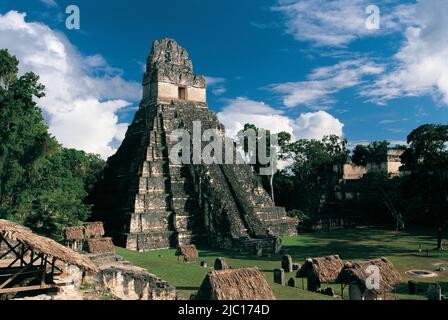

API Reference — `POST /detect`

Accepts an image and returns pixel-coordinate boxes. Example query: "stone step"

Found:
[141,160,166,177]
[125,231,176,251]
[138,176,168,192]
[129,212,172,233]
[134,193,172,213]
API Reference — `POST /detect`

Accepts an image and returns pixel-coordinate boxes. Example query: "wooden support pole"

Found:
[40,257,47,288]
[20,244,25,267]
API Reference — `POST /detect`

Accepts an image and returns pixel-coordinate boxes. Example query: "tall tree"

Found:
[0,49,105,238]
[352,141,390,166]
[238,124,284,202]
[401,124,448,250]
[276,135,348,216]
[358,171,417,231]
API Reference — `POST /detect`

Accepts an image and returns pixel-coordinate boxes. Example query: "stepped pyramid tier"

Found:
[90,38,297,253]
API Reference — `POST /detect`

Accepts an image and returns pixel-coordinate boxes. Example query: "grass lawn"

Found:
[116,226,448,300]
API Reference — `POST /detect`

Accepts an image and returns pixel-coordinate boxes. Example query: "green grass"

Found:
[116,226,448,300]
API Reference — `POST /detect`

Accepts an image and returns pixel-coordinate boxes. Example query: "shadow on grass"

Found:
[176,286,200,291]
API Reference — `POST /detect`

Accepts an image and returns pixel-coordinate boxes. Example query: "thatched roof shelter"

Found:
[64,226,85,241]
[336,257,402,295]
[194,267,275,300]
[86,237,115,254]
[296,255,344,282]
[0,220,96,272]
[84,222,105,238]
[175,244,198,261]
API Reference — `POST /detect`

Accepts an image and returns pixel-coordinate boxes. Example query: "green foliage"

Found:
[402,124,448,171]
[287,209,310,222]
[0,49,19,87]
[237,123,281,200]
[0,49,105,239]
[275,135,348,216]
[351,141,390,166]
[358,171,418,230]
[401,124,448,249]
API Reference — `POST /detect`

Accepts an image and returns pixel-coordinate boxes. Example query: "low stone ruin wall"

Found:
[87,253,177,300]
[300,216,360,233]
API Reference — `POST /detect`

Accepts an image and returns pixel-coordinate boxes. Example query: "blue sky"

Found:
[1,0,447,157]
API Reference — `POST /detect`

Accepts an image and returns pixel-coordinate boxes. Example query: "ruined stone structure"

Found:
[91,38,297,252]
[304,148,407,232]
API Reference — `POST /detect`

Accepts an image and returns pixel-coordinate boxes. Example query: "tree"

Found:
[276,135,348,216]
[358,171,417,231]
[0,49,105,239]
[0,49,19,88]
[238,124,284,202]
[352,141,390,166]
[401,124,448,250]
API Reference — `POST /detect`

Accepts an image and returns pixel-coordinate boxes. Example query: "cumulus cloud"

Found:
[217,97,344,140]
[217,97,294,138]
[273,0,415,47]
[0,11,141,158]
[363,0,448,106]
[271,59,384,108]
[293,111,344,139]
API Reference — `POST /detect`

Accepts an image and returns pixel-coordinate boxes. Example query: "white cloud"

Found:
[0,11,141,158]
[271,59,384,108]
[273,0,414,47]
[293,111,344,139]
[40,0,58,8]
[205,76,227,96]
[363,0,448,106]
[217,97,344,140]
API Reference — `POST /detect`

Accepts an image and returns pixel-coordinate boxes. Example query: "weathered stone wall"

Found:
[340,163,367,180]
[187,86,206,103]
[98,267,176,300]
[88,253,177,300]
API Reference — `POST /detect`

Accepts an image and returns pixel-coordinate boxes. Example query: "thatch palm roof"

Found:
[296,255,344,282]
[175,245,198,259]
[86,238,115,254]
[336,257,402,295]
[195,267,275,300]
[84,222,105,238]
[0,219,97,272]
[64,226,85,241]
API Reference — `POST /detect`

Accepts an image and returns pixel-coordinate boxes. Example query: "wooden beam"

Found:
[0,241,20,260]
[0,235,29,266]
[0,254,42,290]
[0,282,69,294]
[6,248,30,268]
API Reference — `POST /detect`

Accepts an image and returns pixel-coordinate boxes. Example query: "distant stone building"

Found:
[337,148,404,181]
[334,148,405,201]
[91,38,297,252]
[301,148,406,232]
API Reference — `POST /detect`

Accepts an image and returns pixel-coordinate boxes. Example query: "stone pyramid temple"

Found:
[91,38,297,253]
